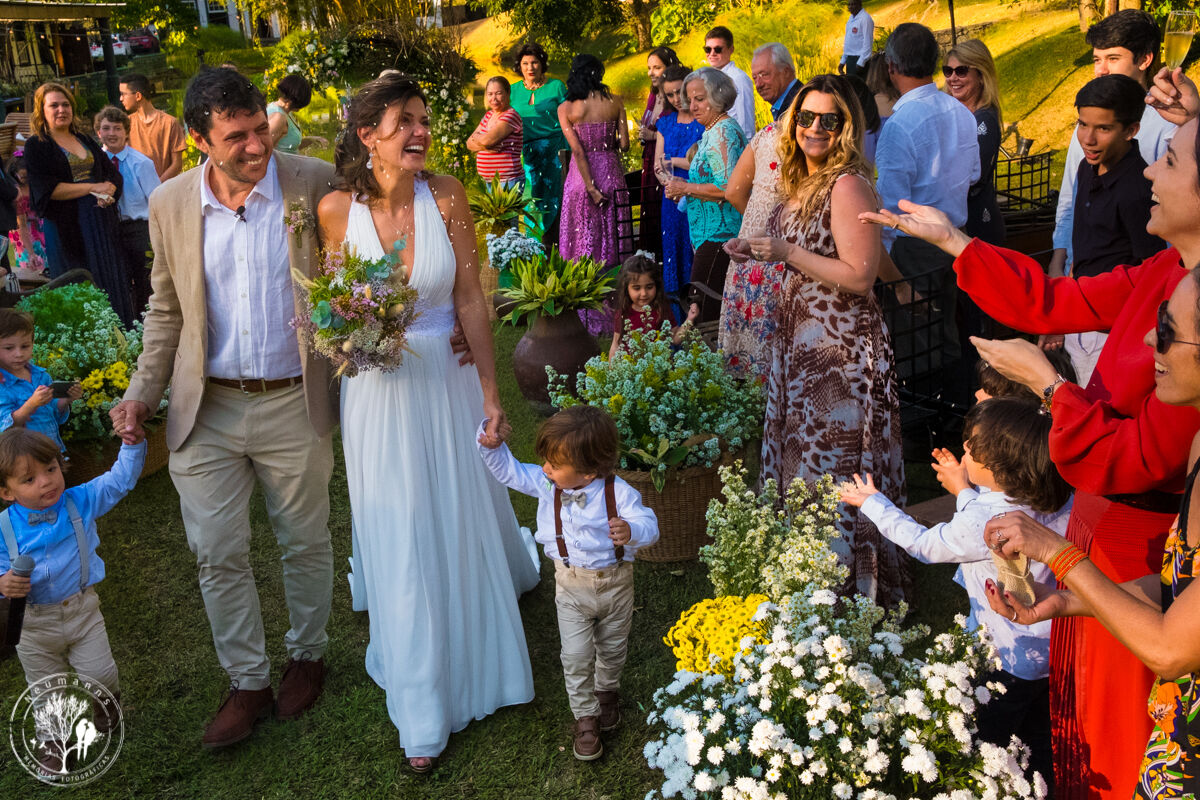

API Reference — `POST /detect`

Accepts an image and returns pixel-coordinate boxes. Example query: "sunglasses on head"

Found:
[797,110,844,132]
[942,65,972,78]
[703,45,724,54]
[1156,301,1200,354]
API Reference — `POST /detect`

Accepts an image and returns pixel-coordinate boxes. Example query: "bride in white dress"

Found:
[317,73,540,772]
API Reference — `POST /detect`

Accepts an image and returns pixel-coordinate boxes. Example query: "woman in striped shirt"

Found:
[468,77,524,188]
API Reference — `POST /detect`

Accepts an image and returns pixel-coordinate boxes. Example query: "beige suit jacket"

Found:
[125,151,338,450]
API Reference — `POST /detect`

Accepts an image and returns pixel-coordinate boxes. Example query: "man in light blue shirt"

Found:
[95,105,161,314]
[875,23,979,401]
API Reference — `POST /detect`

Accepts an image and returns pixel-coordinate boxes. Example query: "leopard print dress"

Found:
[759,169,910,607]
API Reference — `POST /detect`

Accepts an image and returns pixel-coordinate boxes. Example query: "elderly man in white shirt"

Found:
[840,0,874,78]
[875,23,979,402]
[704,25,756,139]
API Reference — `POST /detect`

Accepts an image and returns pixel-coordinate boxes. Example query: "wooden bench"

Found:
[4,112,30,138]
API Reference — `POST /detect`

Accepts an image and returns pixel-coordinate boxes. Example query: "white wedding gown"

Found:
[340,180,540,757]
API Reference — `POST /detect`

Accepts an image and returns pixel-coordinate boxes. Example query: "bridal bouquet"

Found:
[291,243,419,378]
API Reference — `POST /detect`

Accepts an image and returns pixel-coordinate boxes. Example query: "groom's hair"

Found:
[184,67,266,142]
[535,405,620,477]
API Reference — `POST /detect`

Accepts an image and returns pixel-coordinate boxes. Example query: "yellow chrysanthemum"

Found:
[663,595,769,677]
[80,369,105,391]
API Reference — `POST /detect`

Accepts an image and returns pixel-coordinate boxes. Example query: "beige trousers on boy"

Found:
[554,560,635,719]
[17,587,119,694]
[169,383,333,691]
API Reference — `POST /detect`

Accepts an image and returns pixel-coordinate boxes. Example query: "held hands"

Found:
[839,473,879,507]
[0,568,30,598]
[1148,67,1200,127]
[450,317,475,366]
[970,337,1060,394]
[609,517,631,547]
[931,448,972,495]
[109,399,151,445]
[477,416,512,450]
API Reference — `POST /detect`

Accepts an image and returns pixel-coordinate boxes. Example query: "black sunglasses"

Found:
[1156,301,1200,354]
[703,45,724,54]
[942,65,972,78]
[796,110,844,132]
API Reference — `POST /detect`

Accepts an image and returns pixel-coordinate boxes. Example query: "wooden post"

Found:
[948,0,958,47]
[97,16,118,105]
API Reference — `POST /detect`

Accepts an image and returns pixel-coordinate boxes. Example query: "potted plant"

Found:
[469,176,544,320]
[17,283,168,482]
[499,247,613,413]
[547,326,764,560]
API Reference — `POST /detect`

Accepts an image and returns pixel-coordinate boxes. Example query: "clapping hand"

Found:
[839,473,879,507]
[609,517,631,547]
[931,448,971,495]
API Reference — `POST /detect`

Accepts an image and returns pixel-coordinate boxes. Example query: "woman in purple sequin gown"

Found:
[557,54,630,334]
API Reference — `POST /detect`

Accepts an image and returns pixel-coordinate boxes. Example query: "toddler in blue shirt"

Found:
[0,309,80,452]
[477,404,658,762]
[841,396,1072,790]
[0,427,146,771]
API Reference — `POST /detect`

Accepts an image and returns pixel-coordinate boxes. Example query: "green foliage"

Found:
[651,0,729,47]
[498,247,614,324]
[700,465,848,601]
[473,0,623,59]
[112,0,197,37]
[469,176,545,239]
[547,325,765,489]
[17,284,148,441]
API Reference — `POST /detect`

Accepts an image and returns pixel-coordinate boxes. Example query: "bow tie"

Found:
[27,509,58,525]
[561,490,588,510]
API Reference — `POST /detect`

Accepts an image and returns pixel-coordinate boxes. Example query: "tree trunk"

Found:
[1118,0,1141,9]
[628,0,653,50]
[1104,0,1118,16]
[1079,0,1101,31]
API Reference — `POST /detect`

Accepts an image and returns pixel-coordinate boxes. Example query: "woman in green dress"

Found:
[510,43,568,228]
[267,75,328,154]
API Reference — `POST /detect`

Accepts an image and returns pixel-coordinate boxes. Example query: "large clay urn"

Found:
[512,312,600,415]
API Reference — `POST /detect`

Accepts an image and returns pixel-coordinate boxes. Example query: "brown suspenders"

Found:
[552,475,624,567]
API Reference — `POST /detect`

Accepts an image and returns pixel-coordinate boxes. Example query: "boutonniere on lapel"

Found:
[285,201,316,245]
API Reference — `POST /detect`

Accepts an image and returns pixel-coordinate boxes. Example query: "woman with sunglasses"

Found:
[860,69,1200,800]
[943,39,1005,248]
[726,74,907,606]
[982,277,1200,800]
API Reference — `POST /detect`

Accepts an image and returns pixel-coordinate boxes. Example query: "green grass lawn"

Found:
[0,322,963,798]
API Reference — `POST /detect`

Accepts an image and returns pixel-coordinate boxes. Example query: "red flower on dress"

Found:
[748,265,764,285]
[768,162,778,170]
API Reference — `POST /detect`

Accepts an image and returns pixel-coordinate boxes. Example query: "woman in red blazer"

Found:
[860,71,1200,800]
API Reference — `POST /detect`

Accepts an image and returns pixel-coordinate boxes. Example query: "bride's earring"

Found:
[366,148,375,171]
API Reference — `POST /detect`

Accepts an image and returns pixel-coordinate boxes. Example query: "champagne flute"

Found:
[1164,10,1196,70]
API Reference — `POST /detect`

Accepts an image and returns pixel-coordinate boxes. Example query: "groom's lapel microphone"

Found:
[235,205,247,223]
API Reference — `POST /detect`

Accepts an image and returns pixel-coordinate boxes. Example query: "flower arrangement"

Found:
[497,246,614,325]
[485,228,545,274]
[665,595,769,678]
[17,284,148,441]
[265,30,351,93]
[418,77,473,182]
[547,328,765,490]
[701,466,848,602]
[642,468,1047,800]
[290,243,419,378]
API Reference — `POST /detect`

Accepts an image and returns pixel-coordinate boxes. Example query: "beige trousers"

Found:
[17,587,118,695]
[553,560,635,719]
[169,383,333,690]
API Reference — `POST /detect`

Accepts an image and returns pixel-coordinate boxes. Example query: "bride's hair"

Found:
[335,73,428,198]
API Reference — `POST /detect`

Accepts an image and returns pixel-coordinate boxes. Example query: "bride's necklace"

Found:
[372,203,413,253]
[704,112,727,132]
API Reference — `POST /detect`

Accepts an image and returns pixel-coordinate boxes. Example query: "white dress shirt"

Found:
[1052,105,1174,264]
[842,9,874,64]
[721,61,757,140]
[200,155,302,381]
[104,145,160,222]
[860,488,1073,681]
[876,82,980,251]
[476,424,659,569]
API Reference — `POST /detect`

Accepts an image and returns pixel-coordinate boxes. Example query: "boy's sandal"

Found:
[407,756,436,775]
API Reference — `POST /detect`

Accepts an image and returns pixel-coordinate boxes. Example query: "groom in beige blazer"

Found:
[111,68,338,749]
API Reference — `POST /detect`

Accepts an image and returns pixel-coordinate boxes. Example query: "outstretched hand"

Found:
[839,473,879,507]
[931,448,971,495]
[858,199,972,257]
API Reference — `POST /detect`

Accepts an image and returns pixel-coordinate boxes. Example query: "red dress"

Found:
[956,240,1200,800]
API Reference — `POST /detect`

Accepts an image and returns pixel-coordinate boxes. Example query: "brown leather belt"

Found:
[208,376,303,393]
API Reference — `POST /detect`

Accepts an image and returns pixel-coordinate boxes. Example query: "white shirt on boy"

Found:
[476,421,659,569]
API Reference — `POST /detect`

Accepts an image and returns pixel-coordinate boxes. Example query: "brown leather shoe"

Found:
[596,690,621,732]
[93,692,121,735]
[36,740,67,779]
[573,716,603,761]
[276,654,325,721]
[201,685,273,749]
